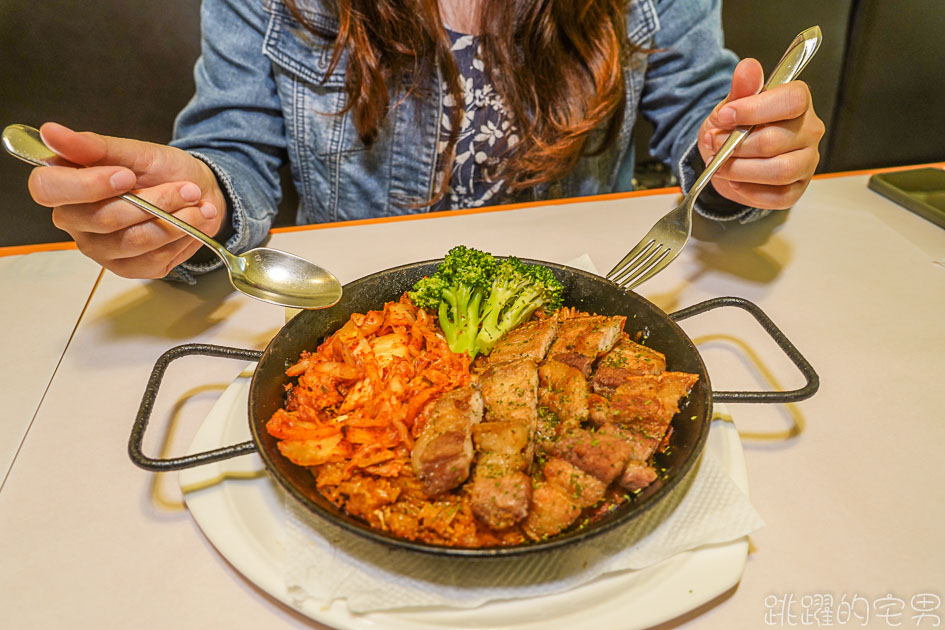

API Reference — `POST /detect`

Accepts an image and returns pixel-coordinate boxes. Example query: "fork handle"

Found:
[688,26,823,199]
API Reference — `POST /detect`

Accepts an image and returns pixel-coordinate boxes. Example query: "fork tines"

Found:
[606,239,673,289]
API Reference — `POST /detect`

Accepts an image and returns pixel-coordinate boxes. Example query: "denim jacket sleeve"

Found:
[643,0,767,223]
[166,0,765,283]
[169,0,288,282]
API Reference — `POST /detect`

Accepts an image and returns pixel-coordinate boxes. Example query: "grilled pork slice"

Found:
[589,372,698,439]
[543,457,607,508]
[522,481,581,541]
[470,359,540,529]
[547,315,626,377]
[591,337,666,393]
[538,359,589,431]
[654,371,700,415]
[551,426,634,485]
[562,423,660,492]
[472,420,531,475]
[522,457,607,540]
[410,385,484,496]
[479,358,539,429]
[594,421,662,462]
[468,470,532,530]
[487,316,559,365]
[468,422,532,529]
[586,371,697,492]
[619,459,658,491]
[590,374,660,427]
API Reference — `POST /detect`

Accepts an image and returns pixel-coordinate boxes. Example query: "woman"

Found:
[26,0,824,283]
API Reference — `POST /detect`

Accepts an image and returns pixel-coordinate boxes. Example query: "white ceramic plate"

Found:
[180,374,750,630]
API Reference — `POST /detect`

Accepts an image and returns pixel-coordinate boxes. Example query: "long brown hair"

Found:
[285,0,632,205]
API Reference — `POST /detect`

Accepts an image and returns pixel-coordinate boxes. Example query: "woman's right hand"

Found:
[27,122,228,279]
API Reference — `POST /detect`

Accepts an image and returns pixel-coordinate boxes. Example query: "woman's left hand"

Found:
[698,58,826,210]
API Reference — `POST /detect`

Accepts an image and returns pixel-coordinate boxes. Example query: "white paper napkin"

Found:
[564,252,598,274]
[283,415,763,613]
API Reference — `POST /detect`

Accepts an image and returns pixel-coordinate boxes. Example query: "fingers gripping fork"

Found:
[606,26,823,291]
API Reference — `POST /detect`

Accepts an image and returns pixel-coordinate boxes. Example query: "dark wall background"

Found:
[2,1,944,247]
[720,0,851,173]
[823,1,945,171]
[633,0,856,189]
[722,0,945,173]
[0,1,202,246]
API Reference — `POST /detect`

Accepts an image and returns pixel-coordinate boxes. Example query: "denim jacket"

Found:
[172,0,763,280]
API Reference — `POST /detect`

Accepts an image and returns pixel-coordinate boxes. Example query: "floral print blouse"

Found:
[433,29,520,211]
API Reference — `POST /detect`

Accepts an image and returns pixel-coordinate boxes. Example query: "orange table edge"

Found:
[3,161,943,258]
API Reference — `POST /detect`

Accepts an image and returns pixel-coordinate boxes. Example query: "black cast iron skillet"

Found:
[130,260,818,557]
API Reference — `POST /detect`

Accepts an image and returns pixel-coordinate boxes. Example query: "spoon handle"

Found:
[117,192,236,266]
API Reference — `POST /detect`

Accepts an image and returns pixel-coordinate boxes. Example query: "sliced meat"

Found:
[468,470,532,530]
[547,315,626,377]
[588,372,698,439]
[521,456,607,541]
[471,420,531,475]
[551,426,633,485]
[488,316,559,364]
[410,385,483,496]
[620,372,698,438]
[543,457,607,508]
[535,407,561,453]
[557,422,661,493]
[591,337,666,393]
[595,422,662,461]
[479,358,539,428]
[538,359,589,430]
[657,371,700,412]
[522,481,582,541]
[601,374,662,425]
[618,459,659,491]
[471,359,540,529]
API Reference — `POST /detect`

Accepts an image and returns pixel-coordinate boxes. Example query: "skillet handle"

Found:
[129,343,263,471]
[669,296,819,403]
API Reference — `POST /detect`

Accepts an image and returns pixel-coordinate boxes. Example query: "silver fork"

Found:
[607,25,823,290]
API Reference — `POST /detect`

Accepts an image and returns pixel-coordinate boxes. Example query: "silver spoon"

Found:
[3,124,342,309]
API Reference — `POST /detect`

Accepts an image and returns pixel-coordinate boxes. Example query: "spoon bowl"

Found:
[231,246,343,309]
[2,123,342,310]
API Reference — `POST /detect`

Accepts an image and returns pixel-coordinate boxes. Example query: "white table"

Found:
[1,169,943,630]
[0,248,101,483]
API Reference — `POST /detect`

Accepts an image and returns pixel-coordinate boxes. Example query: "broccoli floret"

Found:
[475,257,535,351]
[476,259,563,355]
[408,246,496,357]
[408,246,563,358]
[408,274,449,311]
